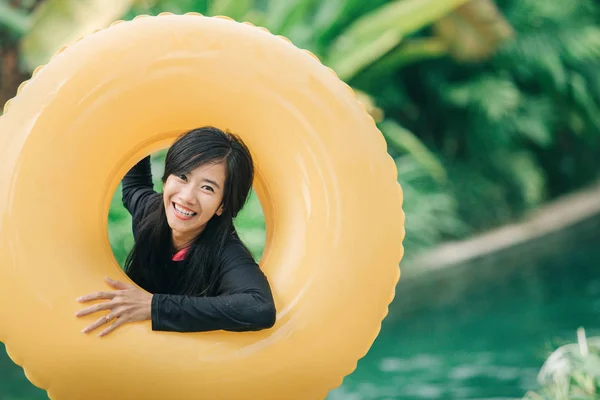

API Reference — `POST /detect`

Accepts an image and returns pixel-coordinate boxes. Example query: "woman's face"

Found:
[162,161,227,247]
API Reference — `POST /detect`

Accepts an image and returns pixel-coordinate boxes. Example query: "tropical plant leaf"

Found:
[208,0,253,20]
[395,155,464,253]
[501,151,546,208]
[0,1,31,35]
[529,331,600,400]
[20,0,135,71]
[357,37,448,83]
[135,0,207,15]
[569,72,600,133]
[263,0,317,35]
[334,0,470,46]
[380,119,447,183]
[327,0,470,80]
[444,75,521,125]
[331,28,403,81]
[312,0,346,35]
[561,26,600,63]
[513,97,555,148]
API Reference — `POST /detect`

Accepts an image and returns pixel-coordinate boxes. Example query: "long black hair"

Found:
[124,126,255,296]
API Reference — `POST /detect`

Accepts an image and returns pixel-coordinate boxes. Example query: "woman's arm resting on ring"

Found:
[151,240,276,333]
[151,290,276,332]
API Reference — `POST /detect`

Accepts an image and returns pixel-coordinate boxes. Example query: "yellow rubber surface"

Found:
[0,13,404,400]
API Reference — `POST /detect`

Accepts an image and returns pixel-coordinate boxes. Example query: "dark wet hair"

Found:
[124,126,254,296]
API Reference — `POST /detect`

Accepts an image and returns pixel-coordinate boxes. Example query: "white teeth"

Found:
[174,203,196,217]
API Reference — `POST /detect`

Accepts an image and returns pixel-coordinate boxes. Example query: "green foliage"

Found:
[110,0,600,259]
[108,186,133,268]
[381,119,447,183]
[208,0,253,20]
[0,1,31,35]
[524,330,600,400]
[14,0,594,260]
[233,191,266,260]
[325,0,469,80]
[19,0,136,71]
[395,155,466,254]
[355,0,600,234]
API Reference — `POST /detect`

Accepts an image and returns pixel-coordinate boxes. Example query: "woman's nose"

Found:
[179,185,196,204]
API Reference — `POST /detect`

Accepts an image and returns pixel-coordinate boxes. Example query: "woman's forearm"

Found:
[150,292,276,333]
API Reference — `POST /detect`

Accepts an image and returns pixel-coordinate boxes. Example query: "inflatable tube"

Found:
[0,13,404,400]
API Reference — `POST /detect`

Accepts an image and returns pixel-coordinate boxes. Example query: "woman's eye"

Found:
[178,174,187,181]
[202,186,214,193]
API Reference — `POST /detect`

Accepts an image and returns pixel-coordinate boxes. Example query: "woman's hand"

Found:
[75,277,152,337]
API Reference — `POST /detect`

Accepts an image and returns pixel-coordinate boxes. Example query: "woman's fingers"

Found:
[77,291,117,302]
[75,280,150,337]
[98,317,127,337]
[75,301,114,318]
[81,313,117,334]
[104,277,132,290]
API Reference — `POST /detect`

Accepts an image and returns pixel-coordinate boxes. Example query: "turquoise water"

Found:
[328,242,600,399]
[1,242,598,399]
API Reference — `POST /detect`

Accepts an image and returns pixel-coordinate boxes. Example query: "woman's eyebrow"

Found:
[202,178,221,189]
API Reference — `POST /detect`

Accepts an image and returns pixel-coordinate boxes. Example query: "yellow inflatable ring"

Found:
[0,13,404,400]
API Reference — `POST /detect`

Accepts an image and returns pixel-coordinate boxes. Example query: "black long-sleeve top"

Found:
[121,156,276,333]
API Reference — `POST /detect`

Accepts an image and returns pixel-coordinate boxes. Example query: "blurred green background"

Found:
[1,0,599,399]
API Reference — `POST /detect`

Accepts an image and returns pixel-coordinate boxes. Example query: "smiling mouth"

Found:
[172,202,197,218]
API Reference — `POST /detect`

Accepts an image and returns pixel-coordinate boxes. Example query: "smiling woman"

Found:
[77,126,276,336]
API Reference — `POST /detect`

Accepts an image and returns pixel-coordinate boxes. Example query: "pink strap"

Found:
[172,247,190,261]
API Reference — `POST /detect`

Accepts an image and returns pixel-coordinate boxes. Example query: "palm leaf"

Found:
[314,0,388,51]
[327,0,470,81]
[264,0,317,35]
[0,1,31,35]
[333,0,470,43]
[357,37,449,82]
[312,0,346,35]
[136,0,207,15]
[332,29,403,82]
[208,0,253,20]
[20,0,135,71]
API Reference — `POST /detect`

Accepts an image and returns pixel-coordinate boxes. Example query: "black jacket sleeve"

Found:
[150,239,277,333]
[121,156,157,238]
